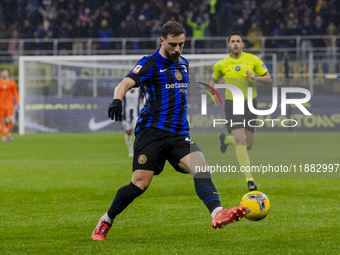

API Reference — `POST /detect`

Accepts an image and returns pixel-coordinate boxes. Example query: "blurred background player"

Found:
[209,32,272,191]
[0,69,19,142]
[121,87,143,157]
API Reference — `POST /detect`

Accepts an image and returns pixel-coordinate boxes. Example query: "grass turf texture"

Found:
[0,133,339,255]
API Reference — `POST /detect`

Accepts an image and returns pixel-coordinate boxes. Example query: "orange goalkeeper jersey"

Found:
[0,79,19,110]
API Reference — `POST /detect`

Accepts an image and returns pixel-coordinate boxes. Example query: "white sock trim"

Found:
[211,206,224,218]
[102,212,113,225]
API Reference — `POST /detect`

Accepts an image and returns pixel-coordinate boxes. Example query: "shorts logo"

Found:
[235,66,241,71]
[185,137,194,144]
[132,65,142,74]
[138,154,147,164]
[175,70,183,80]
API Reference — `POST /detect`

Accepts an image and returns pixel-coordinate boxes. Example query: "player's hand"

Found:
[246,70,255,80]
[108,99,122,121]
[14,104,19,111]
[209,94,218,104]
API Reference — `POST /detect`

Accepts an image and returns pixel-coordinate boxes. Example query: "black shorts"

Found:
[224,99,257,133]
[133,127,201,175]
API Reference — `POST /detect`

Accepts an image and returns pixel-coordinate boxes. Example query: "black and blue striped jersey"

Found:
[126,49,189,136]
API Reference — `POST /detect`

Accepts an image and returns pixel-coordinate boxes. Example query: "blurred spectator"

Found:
[58,21,72,54]
[2,0,17,27]
[38,3,56,31]
[34,23,47,53]
[87,21,98,39]
[317,0,331,21]
[28,0,39,8]
[135,15,152,49]
[17,0,28,26]
[186,11,210,38]
[8,30,20,56]
[21,20,35,51]
[272,1,285,25]
[139,3,152,21]
[26,3,43,28]
[128,4,138,21]
[273,22,287,48]
[151,19,162,38]
[247,23,263,52]
[324,22,337,56]
[78,7,91,23]
[112,2,125,28]
[289,18,302,36]
[313,15,325,47]
[233,18,248,36]
[300,26,313,60]
[48,12,60,38]
[98,19,114,50]
[0,24,11,54]
[72,20,88,55]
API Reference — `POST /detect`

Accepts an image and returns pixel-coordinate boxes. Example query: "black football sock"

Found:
[194,171,222,214]
[107,182,144,220]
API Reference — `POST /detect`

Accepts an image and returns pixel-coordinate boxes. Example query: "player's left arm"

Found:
[246,56,272,84]
[246,71,272,84]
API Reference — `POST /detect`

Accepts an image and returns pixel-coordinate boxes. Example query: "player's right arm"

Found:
[113,77,136,100]
[108,78,136,121]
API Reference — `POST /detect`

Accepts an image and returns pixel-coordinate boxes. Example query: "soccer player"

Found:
[209,32,272,191]
[92,21,248,241]
[121,87,143,157]
[0,69,19,142]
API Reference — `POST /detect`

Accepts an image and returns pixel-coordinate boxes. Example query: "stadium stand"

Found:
[0,0,339,58]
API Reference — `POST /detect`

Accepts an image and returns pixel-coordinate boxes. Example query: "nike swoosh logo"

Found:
[88,117,115,131]
[160,68,169,72]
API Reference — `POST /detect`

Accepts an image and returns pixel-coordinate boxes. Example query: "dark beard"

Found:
[165,51,180,62]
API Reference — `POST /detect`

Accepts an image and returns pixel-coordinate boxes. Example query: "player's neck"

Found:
[230,52,243,59]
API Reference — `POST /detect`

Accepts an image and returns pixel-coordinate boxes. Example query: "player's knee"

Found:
[133,181,149,191]
[132,177,151,191]
[247,142,253,150]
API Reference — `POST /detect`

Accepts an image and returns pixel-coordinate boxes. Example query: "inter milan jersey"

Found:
[126,49,189,136]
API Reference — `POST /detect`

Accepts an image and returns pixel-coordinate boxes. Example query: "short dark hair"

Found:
[228,32,244,42]
[161,21,186,39]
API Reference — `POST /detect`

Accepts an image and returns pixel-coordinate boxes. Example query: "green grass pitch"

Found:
[1,132,339,254]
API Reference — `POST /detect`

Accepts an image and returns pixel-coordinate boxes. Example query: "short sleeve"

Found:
[126,57,152,86]
[254,55,269,77]
[212,62,224,80]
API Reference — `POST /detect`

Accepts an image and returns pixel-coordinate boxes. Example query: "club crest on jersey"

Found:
[235,66,241,71]
[175,70,183,80]
[132,65,142,74]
